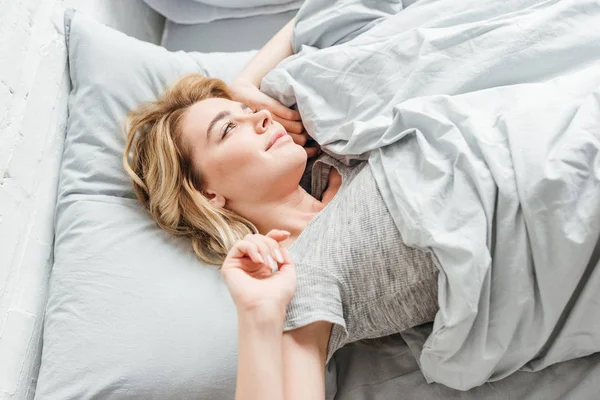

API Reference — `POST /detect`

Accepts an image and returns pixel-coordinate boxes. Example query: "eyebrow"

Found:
[207,103,251,140]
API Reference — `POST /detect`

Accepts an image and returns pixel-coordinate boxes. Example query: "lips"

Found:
[266,131,287,151]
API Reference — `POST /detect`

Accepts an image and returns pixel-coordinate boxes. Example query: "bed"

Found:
[161,10,297,52]
[9,0,600,399]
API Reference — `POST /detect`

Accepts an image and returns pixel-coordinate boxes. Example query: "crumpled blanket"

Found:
[261,0,600,390]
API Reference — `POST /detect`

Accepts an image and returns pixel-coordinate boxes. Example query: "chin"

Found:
[294,145,309,166]
[278,146,308,181]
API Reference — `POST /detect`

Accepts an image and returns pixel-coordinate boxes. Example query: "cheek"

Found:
[205,141,266,186]
[220,141,262,175]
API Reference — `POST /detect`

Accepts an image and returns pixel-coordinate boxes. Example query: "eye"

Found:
[221,121,236,138]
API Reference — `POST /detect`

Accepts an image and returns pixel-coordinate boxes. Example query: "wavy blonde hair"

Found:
[123,73,258,265]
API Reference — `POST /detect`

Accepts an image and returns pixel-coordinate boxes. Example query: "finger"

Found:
[245,234,276,270]
[239,257,272,278]
[305,146,320,158]
[278,247,296,276]
[273,115,304,135]
[273,116,304,135]
[265,230,291,265]
[265,229,291,243]
[258,234,286,265]
[250,233,283,268]
[289,132,308,146]
[258,94,301,121]
[228,239,263,266]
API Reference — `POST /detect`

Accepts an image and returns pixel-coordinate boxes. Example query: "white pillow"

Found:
[144,0,303,24]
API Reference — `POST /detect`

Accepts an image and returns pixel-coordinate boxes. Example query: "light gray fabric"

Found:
[262,0,600,390]
[36,10,260,400]
[291,0,405,52]
[286,154,438,362]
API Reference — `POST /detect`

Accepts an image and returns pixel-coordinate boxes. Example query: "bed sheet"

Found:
[161,9,297,52]
[333,327,600,399]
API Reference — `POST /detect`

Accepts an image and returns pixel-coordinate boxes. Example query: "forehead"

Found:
[182,97,234,135]
[180,97,234,150]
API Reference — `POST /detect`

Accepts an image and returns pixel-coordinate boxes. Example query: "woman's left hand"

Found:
[221,230,297,316]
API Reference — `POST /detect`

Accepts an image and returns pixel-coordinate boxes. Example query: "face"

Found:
[180,97,307,208]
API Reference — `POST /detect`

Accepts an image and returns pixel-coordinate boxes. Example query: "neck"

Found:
[231,186,324,245]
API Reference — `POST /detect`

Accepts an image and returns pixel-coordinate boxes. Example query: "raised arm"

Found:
[229,17,317,154]
[235,17,295,87]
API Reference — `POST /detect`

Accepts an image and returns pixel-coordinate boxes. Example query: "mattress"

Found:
[161,9,297,52]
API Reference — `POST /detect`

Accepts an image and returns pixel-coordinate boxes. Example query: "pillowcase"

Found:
[144,0,303,24]
[35,10,259,399]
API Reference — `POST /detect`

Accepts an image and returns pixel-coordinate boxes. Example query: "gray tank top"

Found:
[287,154,439,361]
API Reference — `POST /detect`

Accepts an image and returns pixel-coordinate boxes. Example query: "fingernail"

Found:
[267,256,278,272]
[257,253,264,264]
[280,230,291,236]
[274,248,284,264]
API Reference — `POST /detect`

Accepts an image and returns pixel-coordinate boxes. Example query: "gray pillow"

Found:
[35,10,257,399]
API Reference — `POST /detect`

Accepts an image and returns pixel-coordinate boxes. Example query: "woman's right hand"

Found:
[221,230,297,317]
[229,80,321,159]
[229,79,304,134]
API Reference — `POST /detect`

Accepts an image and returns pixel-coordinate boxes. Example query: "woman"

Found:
[123,16,438,400]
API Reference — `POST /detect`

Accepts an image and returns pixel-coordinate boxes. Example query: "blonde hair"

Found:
[123,73,258,265]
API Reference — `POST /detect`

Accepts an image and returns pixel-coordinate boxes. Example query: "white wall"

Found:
[0,2,164,399]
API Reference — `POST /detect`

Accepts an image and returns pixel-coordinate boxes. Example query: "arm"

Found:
[282,321,333,400]
[236,306,286,400]
[220,231,297,400]
[229,16,317,152]
[235,17,295,87]
[221,231,331,399]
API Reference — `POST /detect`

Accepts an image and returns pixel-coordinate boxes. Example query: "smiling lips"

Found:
[266,131,288,151]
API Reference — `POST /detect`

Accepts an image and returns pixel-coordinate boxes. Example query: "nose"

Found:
[253,109,273,134]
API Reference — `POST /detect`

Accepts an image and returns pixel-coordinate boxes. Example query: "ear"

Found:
[206,190,226,208]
